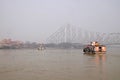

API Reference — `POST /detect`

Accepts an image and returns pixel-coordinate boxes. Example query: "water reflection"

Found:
[95,54,106,64]
[83,53,106,63]
[83,53,107,80]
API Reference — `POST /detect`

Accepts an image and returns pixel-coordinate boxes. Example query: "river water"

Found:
[0,47,120,80]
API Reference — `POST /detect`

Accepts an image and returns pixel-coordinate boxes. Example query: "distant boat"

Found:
[38,43,46,50]
[83,41,106,54]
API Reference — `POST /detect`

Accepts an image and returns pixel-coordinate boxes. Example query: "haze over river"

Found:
[0,46,120,80]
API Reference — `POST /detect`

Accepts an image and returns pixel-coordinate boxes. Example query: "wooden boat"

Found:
[83,41,106,54]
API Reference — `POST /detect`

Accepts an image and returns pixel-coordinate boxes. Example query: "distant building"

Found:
[0,39,23,49]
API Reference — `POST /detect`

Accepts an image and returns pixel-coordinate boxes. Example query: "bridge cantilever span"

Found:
[46,25,120,45]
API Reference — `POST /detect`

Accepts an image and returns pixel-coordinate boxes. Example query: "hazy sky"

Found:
[0,0,120,42]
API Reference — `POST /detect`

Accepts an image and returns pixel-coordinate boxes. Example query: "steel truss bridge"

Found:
[46,24,120,45]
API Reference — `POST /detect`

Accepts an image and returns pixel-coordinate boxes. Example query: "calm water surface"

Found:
[0,47,120,80]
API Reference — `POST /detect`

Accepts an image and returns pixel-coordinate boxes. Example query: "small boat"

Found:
[38,43,46,50]
[83,41,106,54]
